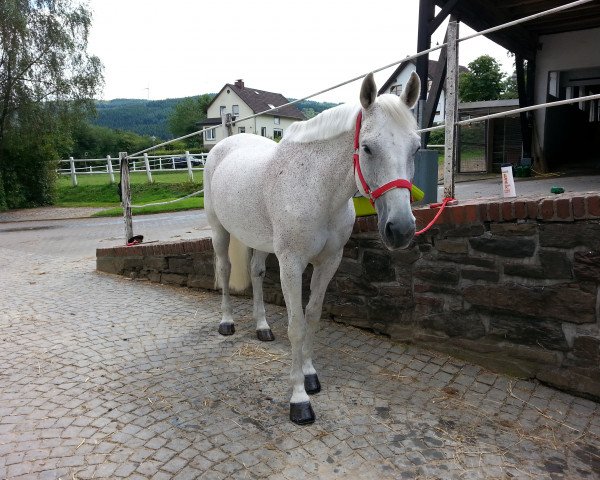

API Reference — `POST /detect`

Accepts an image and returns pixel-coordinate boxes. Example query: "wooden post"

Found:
[119,152,133,243]
[185,150,193,181]
[221,113,233,138]
[69,157,78,187]
[143,153,153,183]
[107,155,115,184]
[443,20,459,200]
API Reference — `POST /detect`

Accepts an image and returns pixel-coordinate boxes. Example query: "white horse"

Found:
[204,72,421,425]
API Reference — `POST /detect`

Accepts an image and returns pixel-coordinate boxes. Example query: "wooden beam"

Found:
[429,0,459,34]
[443,20,459,199]
[422,24,451,145]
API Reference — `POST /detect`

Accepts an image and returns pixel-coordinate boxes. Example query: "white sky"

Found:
[87,0,514,104]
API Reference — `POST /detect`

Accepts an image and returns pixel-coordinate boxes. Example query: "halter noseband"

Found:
[353,110,413,207]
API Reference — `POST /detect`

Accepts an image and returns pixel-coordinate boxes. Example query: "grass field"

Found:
[56,172,204,216]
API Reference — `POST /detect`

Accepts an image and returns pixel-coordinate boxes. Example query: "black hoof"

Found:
[256,329,275,342]
[218,323,235,336]
[289,402,315,425]
[304,374,321,395]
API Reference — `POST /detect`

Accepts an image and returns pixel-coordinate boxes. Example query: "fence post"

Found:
[185,150,193,181]
[143,153,153,183]
[107,155,115,184]
[69,157,78,187]
[443,20,459,200]
[221,113,233,138]
[119,152,133,243]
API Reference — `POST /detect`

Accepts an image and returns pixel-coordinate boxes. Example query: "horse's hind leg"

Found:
[251,250,274,341]
[303,249,344,395]
[212,223,235,335]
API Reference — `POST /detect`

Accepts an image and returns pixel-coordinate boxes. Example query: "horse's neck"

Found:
[309,131,357,205]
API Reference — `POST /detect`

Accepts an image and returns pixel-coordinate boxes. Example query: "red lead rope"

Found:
[415,197,455,236]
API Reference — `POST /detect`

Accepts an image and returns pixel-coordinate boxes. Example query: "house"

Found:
[199,79,305,149]
[378,59,468,123]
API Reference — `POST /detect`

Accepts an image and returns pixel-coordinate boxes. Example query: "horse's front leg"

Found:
[303,249,344,395]
[251,249,274,341]
[278,253,314,425]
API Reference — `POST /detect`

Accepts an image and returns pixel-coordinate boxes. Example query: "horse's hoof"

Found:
[218,323,235,336]
[289,402,315,425]
[256,329,275,342]
[304,374,321,395]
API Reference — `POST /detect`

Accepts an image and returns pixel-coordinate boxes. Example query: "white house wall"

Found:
[381,63,445,124]
[204,88,300,146]
[534,27,600,148]
[206,89,255,144]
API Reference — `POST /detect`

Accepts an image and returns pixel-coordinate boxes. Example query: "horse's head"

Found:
[354,71,421,250]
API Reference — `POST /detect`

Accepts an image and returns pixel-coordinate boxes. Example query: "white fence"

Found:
[58,151,207,186]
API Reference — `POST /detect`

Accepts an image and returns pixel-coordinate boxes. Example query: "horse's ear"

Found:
[401,71,421,109]
[360,73,377,109]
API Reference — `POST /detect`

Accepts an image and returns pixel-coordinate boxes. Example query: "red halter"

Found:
[353,111,413,207]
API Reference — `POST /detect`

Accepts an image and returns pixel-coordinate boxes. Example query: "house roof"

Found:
[207,81,305,120]
[378,59,469,95]
[433,0,600,60]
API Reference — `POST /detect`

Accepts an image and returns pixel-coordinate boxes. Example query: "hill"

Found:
[91,96,341,140]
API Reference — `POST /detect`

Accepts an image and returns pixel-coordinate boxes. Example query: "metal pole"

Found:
[443,20,459,200]
[143,153,153,183]
[119,152,133,243]
[69,157,78,187]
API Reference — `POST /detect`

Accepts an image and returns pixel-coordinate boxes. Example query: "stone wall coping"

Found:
[97,193,600,258]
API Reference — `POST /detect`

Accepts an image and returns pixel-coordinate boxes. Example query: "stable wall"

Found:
[97,193,600,401]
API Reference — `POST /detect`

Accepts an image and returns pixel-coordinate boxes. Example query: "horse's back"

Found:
[205,134,278,251]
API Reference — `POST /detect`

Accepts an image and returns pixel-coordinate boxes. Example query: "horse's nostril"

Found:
[385,222,394,239]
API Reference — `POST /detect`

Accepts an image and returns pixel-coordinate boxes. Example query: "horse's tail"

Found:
[228,236,251,292]
[215,235,251,293]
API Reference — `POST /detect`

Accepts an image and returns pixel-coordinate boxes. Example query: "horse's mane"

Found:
[283,94,416,144]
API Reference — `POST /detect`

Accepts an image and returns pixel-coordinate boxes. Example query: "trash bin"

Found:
[413,149,438,206]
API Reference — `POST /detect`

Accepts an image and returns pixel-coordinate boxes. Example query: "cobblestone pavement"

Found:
[1,224,600,479]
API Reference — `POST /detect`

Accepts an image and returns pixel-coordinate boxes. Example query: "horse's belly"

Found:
[210,148,275,252]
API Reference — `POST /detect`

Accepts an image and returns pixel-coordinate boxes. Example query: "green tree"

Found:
[0,0,103,209]
[459,55,505,102]
[168,94,213,146]
[500,73,519,100]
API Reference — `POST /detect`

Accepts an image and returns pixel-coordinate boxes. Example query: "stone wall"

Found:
[96,192,600,401]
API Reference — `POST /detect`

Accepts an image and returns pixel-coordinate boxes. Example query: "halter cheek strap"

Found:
[353,111,413,207]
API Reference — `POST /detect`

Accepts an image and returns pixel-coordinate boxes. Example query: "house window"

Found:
[220,106,226,116]
[204,128,215,141]
[261,127,267,137]
[274,116,280,125]
[232,105,240,117]
[238,127,245,134]
[273,128,283,140]
[390,84,402,96]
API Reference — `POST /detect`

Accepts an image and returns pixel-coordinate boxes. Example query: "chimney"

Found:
[234,79,244,89]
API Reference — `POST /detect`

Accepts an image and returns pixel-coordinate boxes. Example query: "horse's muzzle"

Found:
[382,220,415,250]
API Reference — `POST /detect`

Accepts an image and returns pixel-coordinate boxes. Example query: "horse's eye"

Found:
[363,145,372,155]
